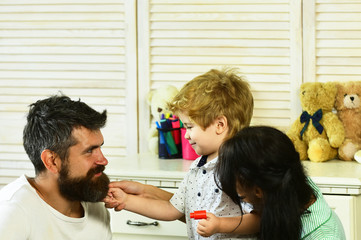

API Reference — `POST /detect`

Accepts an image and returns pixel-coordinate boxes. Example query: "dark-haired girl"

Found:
[208,126,345,240]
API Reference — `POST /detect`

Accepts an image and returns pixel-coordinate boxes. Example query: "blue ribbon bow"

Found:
[300,109,324,138]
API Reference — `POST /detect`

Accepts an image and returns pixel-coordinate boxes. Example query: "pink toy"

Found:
[190,210,207,219]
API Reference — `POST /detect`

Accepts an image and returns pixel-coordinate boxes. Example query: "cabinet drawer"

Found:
[110,209,187,238]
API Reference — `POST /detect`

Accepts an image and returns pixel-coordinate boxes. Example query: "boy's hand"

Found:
[103,187,128,211]
[196,212,220,237]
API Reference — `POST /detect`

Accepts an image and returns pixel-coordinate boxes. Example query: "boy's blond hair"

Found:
[169,68,253,139]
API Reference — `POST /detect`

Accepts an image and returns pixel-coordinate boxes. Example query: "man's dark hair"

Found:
[23,94,107,175]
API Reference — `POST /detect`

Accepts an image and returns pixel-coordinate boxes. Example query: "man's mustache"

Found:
[89,165,105,176]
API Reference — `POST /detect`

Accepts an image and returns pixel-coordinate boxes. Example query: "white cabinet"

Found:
[108,188,361,240]
[106,155,361,240]
[108,191,360,240]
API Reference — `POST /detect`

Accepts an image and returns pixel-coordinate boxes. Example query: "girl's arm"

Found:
[196,212,260,237]
[108,181,174,202]
[104,187,183,221]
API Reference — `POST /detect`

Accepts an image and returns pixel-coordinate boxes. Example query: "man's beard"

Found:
[58,163,110,202]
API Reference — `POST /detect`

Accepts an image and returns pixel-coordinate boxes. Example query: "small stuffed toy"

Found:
[355,150,361,163]
[287,82,345,162]
[146,85,179,154]
[335,81,361,161]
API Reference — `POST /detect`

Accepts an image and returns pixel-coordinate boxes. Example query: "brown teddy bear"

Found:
[287,82,345,162]
[335,81,361,161]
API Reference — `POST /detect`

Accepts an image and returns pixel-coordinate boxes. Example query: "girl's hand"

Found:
[196,212,220,237]
[103,187,128,211]
[109,181,146,197]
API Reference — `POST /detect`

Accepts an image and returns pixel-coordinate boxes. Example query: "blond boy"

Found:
[104,68,259,239]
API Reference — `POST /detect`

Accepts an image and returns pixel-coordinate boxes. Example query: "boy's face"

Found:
[179,113,222,161]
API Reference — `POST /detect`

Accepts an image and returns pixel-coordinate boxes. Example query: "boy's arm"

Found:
[197,212,260,237]
[105,187,183,221]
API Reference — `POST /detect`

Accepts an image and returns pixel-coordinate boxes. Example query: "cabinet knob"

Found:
[126,220,159,226]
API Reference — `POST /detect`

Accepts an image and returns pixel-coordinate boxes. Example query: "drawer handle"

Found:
[126,220,159,226]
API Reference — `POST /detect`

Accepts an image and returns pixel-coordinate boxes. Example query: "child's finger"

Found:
[114,203,126,211]
[197,227,210,237]
[198,219,207,227]
[205,212,214,219]
[109,187,125,198]
[196,226,205,236]
[104,201,119,209]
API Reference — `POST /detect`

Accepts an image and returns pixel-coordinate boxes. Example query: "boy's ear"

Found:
[215,115,228,134]
[40,149,61,174]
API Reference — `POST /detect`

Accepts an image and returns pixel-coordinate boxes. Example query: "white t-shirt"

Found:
[0,175,112,240]
[170,156,255,240]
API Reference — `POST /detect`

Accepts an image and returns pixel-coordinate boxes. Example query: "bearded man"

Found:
[0,94,112,240]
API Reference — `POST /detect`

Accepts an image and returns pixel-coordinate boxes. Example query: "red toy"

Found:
[190,210,207,219]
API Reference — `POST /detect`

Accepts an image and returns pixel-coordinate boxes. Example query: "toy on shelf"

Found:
[156,114,182,159]
[335,81,361,161]
[146,85,179,155]
[287,82,345,162]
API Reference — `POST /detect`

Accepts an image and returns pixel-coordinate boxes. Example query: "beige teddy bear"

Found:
[146,85,179,154]
[335,81,361,161]
[287,82,345,162]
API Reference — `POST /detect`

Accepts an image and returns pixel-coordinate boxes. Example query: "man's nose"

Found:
[95,150,108,165]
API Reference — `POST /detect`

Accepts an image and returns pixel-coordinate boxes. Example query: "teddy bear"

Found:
[146,85,179,154]
[287,82,345,162]
[334,81,361,161]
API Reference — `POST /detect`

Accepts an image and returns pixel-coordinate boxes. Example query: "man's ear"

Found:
[40,149,61,174]
[215,115,228,134]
